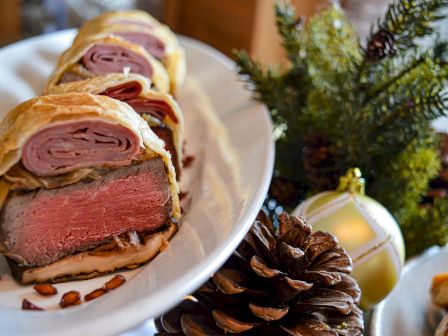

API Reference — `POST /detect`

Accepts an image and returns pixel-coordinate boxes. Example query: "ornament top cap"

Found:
[337,168,365,195]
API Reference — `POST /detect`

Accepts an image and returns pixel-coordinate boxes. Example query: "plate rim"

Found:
[0,29,274,335]
[369,245,445,335]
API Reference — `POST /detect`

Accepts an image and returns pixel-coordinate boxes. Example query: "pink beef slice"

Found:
[82,44,153,78]
[0,158,171,267]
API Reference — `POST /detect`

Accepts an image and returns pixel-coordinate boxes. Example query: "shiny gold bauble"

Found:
[293,168,405,309]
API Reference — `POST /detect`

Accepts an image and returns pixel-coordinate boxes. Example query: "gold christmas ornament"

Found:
[293,168,405,309]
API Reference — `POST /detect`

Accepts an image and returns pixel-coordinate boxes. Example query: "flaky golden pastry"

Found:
[79,10,164,30]
[45,73,184,167]
[73,10,186,92]
[46,36,170,93]
[0,92,180,218]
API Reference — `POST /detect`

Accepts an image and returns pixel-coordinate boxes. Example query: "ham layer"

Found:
[100,82,178,123]
[82,44,153,78]
[21,120,141,177]
[100,81,143,100]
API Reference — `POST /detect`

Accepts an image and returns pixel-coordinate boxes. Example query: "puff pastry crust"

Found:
[45,73,184,170]
[73,10,186,93]
[0,92,180,218]
[46,35,170,93]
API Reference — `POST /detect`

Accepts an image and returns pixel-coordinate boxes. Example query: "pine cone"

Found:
[427,133,448,201]
[269,177,301,208]
[156,211,363,335]
[366,28,397,62]
[302,134,340,191]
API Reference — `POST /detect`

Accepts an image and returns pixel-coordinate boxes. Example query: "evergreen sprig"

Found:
[274,2,305,66]
[234,0,448,256]
[233,50,283,123]
[368,0,448,53]
[401,200,448,257]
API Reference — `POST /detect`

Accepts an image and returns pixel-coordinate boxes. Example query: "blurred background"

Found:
[0,0,445,66]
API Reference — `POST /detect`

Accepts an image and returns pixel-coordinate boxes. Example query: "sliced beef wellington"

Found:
[46,35,169,93]
[46,73,184,178]
[73,10,186,93]
[0,93,180,284]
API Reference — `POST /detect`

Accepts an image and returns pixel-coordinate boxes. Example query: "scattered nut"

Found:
[33,284,58,296]
[105,274,126,290]
[60,291,81,308]
[22,298,44,311]
[182,155,195,168]
[84,288,108,302]
[160,240,169,252]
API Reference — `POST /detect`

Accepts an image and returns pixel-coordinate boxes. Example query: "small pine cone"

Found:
[269,177,301,208]
[438,133,448,168]
[156,211,364,335]
[426,133,448,202]
[366,29,397,62]
[302,134,340,191]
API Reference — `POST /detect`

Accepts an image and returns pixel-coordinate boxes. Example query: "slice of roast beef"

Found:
[0,158,171,267]
[82,44,153,78]
[21,120,141,177]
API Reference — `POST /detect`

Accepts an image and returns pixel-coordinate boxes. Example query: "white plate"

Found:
[0,30,274,335]
[370,246,448,335]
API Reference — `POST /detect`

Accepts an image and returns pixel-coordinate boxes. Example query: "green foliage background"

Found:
[235,0,448,257]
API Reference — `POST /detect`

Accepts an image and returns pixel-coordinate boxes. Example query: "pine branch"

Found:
[434,40,448,63]
[302,4,361,93]
[234,49,309,141]
[357,0,448,82]
[368,0,448,53]
[363,57,425,104]
[274,2,305,66]
[235,0,448,256]
[365,41,448,102]
[367,82,448,156]
[369,137,440,214]
[400,200,448,257]
[233,50,284,124]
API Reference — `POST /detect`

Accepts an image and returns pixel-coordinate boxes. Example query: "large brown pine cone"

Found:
[156,211,363,335]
